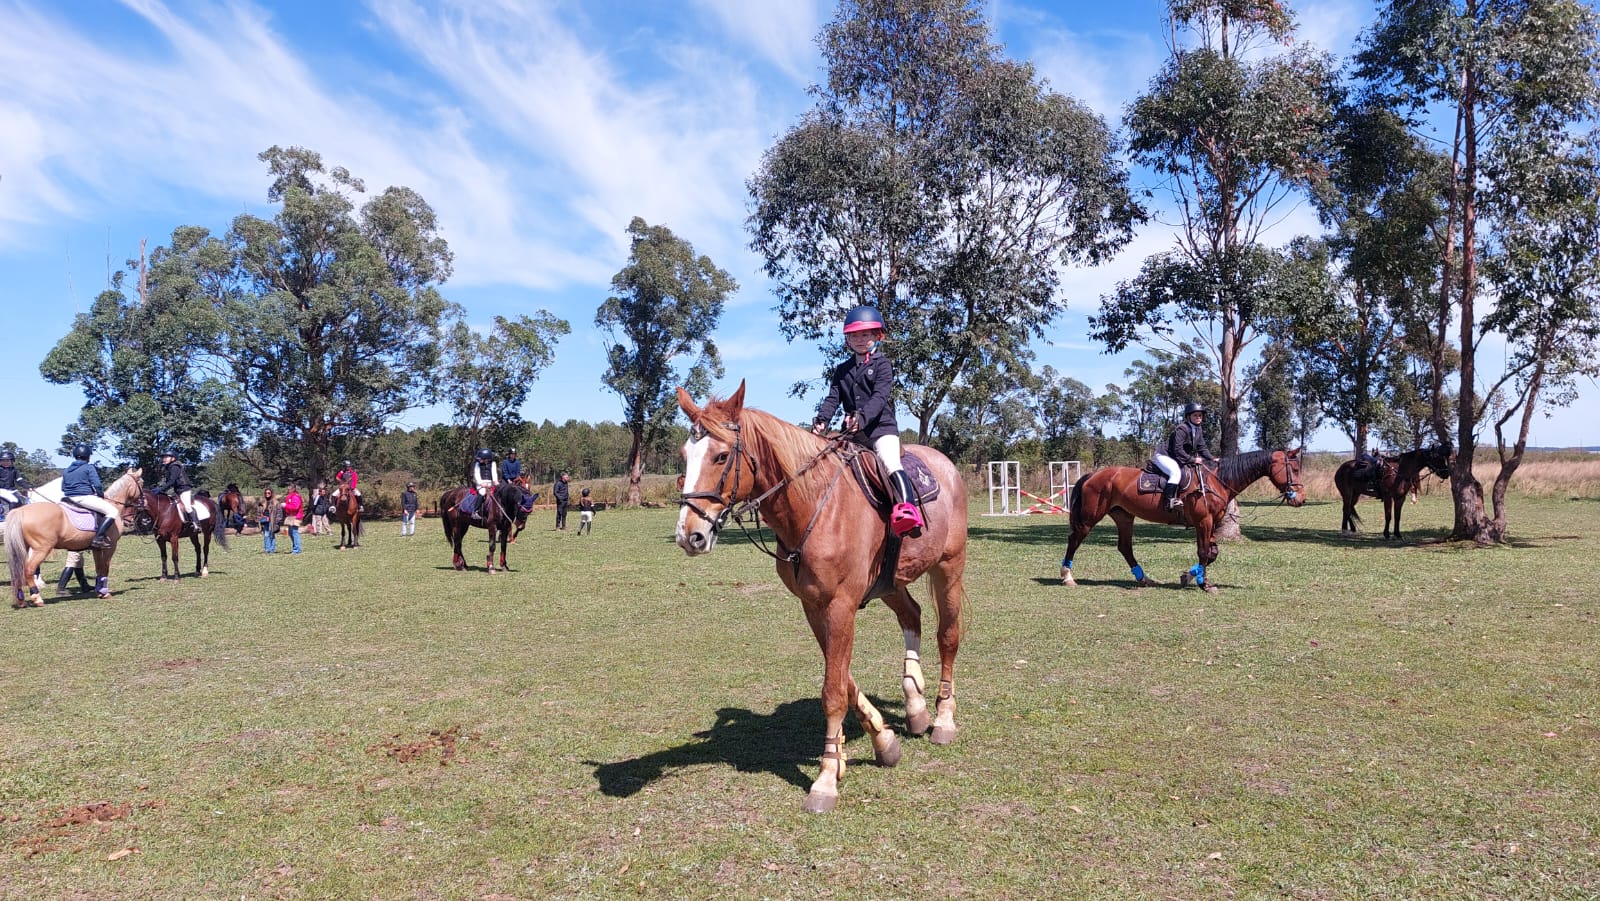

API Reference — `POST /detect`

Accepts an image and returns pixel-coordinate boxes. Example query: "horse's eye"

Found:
[714,453,729,465]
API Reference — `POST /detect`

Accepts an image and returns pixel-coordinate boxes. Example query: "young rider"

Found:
[502,448,522,484]
[470,449,498,522]
[0,448,30,496]
[1154,401,1219,510]
[153,448,200,530]
[811,304,925,537]
[333,459,361,510]
[61,442,119,549]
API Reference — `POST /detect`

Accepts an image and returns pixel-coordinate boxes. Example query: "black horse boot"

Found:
[1161,482,1182,510]
[89,516,115,549]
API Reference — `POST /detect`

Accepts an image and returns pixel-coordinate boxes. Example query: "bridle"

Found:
[1275,451,1304,505]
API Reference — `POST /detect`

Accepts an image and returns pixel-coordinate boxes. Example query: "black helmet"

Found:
[507,448,518,455]
[1182,402,1206,417]
[581,487,590,496]
[843,305,885,334]
[71,442,93,461]
[0,450,14,463]
[160,448,178,459]
[342,459,352,468]
[477,448,494,461]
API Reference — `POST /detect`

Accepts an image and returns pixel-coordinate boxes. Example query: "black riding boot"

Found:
[89,516,115,550]
[57,567,75,592]
[1161,482,1182,510]
[188,510,202,531]
[74,565,91,589]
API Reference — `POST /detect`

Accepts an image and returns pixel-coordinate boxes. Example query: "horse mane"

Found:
[697,397,830,508]
[1215,450,1274,488]
[106,468,142,503]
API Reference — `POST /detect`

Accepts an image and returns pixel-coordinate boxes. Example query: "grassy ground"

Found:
[2,493,1597,900]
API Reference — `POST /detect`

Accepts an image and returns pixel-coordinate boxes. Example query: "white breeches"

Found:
[1153,454,1181,485]
[873,434,905,475]
[179,489,194,513]
[69,495,119,519]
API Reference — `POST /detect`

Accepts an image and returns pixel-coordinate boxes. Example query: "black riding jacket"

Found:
[153,461,193,495]
[0,466,28,491]
[813,353,900,441]
[1165,422,1217,467]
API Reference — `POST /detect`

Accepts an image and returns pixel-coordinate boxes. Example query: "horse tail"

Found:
[212,503,230,550]
[1068,473,1091,532]
[6,515,28,593]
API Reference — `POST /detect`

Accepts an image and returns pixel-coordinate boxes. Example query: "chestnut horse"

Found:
[1059,449,1305,593]
[5,468,143,608]
[439,482,526,572]
[675,382,968,813]
[1334,444,1452,539]
[137,490,229,581]
[216,484,246,536]
[330,488,361,549]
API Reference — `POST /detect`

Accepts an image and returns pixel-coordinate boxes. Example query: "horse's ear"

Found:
[727,380,746,414]
[675,386,700,420]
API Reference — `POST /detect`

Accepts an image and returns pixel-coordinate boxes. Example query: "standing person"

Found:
[552,472,570,530]
[400,482,419,536]
[1154,401,1219,510]
[62,443,119,549]
[152,449,200,530]
[282,483,304,554]
[502,448,522,484]
[259,487,279,553]
[810,305,925,537]
[311,485,330,536]
[576,488,595,536]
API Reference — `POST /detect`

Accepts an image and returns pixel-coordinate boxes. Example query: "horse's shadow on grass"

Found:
[587,697,901,797]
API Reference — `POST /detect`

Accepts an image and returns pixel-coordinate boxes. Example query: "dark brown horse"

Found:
[675,382,969,813]
[330,487,361,549]
[137,490,229,581]
[1059,449,1305,593]
[1335,444,1452,539]
[439,481,526,572]
[216,484,246,536]
[5,469,143,607]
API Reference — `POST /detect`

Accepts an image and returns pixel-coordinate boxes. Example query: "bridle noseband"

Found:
[678,419,759,536]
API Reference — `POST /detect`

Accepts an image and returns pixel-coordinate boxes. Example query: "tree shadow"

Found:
[587,697,901,798]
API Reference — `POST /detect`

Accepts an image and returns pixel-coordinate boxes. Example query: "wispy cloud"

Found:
[691,0,824,85]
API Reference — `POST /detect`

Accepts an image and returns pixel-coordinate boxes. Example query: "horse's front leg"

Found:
[1180,521,1220,593]
[801,597,859,813]
[1382,498,1395,540]
[1392,495,1405,540]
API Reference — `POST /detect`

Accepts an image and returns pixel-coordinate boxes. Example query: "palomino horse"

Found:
[675,382,969,813]
[439,481,528,572]
[137,490,229,581]
[1334,444,1452,539]
[1059,449,1305,593]
[5,468,144,608]
[330,487,361,549]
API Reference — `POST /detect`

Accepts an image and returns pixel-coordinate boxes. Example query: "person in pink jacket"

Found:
[281,483,305,554]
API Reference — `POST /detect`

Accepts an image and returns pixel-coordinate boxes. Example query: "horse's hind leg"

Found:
[880,587,928,736]
[847,673,902,767]
[925,556,966,746]
[1108,509,1152,586]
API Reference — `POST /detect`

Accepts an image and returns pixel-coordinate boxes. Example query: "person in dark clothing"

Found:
[468,449,498,522]
[0,449,30,494]
[502,448,522,483]
[152,449,200,530]
[61,443,118,549]
[1153,401,1219,509]
[811,304,924,537]
[553,473,570,530]
[400,482,419,536]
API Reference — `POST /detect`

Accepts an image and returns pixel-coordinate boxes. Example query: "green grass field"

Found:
[3,495,1598,899]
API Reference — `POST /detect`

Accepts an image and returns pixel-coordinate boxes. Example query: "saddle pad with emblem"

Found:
[847,445,942,509]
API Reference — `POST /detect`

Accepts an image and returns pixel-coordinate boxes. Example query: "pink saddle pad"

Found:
[57,502,98,532]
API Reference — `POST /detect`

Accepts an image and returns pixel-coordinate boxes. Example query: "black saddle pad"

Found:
[1137,465,1200,495]
[847,445,942,509]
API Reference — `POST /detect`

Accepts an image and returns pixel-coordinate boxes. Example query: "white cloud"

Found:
[691,0,823,85]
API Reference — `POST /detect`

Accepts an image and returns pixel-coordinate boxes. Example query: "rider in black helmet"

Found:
[1154,402,1218,510]
[61,442,119,548]
[469,448,498,522]
[152,448,200,531]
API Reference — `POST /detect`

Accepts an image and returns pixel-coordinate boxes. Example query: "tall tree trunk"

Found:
[626,426,645,508]
[1451,64,1492,545]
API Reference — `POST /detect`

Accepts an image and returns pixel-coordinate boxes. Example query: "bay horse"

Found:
[5,468,143,608]
[439,481,526,572]
[1059,449,1304,593]
[1334,444,1452,539]
[675,382,969,814]
[137,490,229,581]
[216,484,246,536]
[330,487,361,549]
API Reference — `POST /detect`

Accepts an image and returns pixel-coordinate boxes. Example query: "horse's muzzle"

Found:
[676,525,716,556]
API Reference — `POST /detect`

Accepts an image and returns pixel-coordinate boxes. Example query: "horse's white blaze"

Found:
[675,435,713,551]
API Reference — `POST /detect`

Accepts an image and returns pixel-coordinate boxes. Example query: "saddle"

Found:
[841,443,941,513]
[57,500,100,532]
[1137,461,1203,496]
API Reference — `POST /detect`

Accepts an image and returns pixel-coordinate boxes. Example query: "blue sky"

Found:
[3,0,1595,465]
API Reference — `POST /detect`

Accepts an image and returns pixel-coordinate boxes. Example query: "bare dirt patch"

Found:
[10,800,154,858]
[369,725,475,765]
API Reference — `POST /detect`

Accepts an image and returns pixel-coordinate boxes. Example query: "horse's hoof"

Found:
[33,595,48,606]
[875,734,903,767]
[1060,567,1075,586]
[1180,572,1193,588]
[929,724,957,745]
[802,790,838,813]
[1203,583,1219,594]
[906,710,930,736]
[1136,577,1159,587]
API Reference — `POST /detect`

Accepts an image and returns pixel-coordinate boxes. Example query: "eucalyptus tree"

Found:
[438,312,571,474]
[1029,367,1117,464]
[1479,134,1600,538]
[1108,343,1218,450]
[598,217,734,507]
[749,0,1141,441]
[1356,0,1600,543]
[1092,0,1335,457]
[40,242,244,472]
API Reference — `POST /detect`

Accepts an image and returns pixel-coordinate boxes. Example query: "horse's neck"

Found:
[1212,453,1273,498]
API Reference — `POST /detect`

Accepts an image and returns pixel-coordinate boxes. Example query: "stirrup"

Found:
[890,502,924,537]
